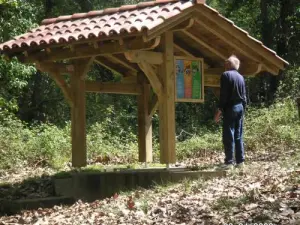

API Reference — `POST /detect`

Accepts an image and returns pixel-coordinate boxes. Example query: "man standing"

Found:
[214,55,247,169]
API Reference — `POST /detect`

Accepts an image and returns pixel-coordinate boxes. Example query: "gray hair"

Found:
[226,55,240,70]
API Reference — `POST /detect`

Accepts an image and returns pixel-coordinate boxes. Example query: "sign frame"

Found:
[174,56,205,103]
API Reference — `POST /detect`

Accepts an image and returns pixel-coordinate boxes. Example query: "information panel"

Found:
[175,56,204,103]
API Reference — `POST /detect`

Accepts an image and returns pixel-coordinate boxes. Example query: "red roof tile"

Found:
[0,0,288,69]
[0,0,195,51]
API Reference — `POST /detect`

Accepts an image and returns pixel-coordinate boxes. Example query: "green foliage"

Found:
[277,66,300,98]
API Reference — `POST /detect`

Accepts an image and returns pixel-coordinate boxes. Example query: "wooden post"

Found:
[137,73,153,162]
[158,31,176,164]
[70,58,94,167]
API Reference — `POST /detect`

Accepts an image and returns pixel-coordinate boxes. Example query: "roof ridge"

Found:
[41,0,188,25]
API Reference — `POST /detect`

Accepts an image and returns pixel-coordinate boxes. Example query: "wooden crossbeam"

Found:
[19,37,161,63]
[85,81,142,95]
[125,51,163,65]
[182,30,227,60]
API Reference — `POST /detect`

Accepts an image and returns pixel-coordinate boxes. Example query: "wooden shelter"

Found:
[0,0,288,167]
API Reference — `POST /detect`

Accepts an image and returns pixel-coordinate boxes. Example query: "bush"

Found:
[0,99,298,171]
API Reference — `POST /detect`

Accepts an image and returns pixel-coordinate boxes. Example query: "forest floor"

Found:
[1,148,300,225]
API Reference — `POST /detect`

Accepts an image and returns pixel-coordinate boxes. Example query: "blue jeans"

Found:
[222,103,245,165]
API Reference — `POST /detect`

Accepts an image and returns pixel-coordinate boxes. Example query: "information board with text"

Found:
[175,56,204,103]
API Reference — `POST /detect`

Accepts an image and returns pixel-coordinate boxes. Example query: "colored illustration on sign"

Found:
[175,57,203,102]
[176,60,184,99]
[192,61,201,99]
[184,61,192,98]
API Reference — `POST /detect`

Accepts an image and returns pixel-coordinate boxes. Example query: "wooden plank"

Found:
[125,51,163,65]
[182,30,227,60]
[137,73,153,163]
[158,31,176,164]
[85,81,142,95]
[195,5,287,70]
[70,58,93,167]
[20,37,161,63]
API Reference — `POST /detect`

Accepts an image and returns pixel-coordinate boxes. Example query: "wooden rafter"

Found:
[193,18,278,75]
[182,30,227,60]
[195,5,286,71]
[19,36,161,63]
[173,35,218,67]
[106,54,139,75]
[171,18,195,31]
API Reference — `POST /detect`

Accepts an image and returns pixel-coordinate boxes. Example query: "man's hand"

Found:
[214,109,222,123]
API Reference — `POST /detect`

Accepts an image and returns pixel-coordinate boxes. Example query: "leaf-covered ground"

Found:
[1,150,300,225]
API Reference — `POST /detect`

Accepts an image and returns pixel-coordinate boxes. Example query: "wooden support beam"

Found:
[19,37,161,63]
[36,62,73,106]
[149,95,158,118]
[85,81,142,95]
[182,30,227,60]
[137,73,153,163]
[158,31,176,164]
[70,57,94,168]
[137,62,162,98]
[125,51,163,65]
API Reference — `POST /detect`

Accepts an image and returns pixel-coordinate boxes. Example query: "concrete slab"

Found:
[54,168,226,202]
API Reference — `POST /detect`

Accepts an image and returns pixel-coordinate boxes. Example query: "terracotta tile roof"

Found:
[0,0,197,51]
[0,0,288,69]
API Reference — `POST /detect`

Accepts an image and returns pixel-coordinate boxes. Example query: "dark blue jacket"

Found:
[218,70,247,111]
